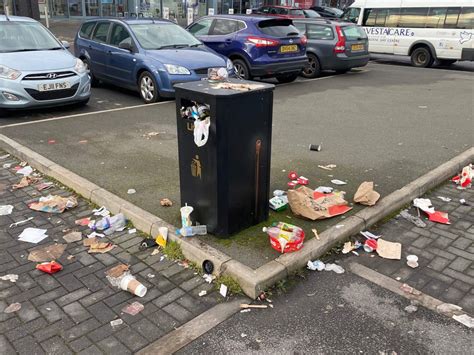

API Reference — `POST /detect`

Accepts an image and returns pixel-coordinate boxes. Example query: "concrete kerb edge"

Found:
[1,133,472,299]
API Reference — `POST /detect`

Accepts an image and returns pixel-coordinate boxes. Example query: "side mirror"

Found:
[119,41,132,51]
[61,40,70,49]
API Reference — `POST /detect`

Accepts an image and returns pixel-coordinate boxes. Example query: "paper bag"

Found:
[287,186,352,220]
[376,239,401,260]
[354,181,380,206]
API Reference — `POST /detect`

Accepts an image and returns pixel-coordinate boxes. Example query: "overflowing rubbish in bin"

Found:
[263,222,305,253]
[181,103,211,147]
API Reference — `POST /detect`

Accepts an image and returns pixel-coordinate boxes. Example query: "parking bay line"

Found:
[0,100,174,129]
[279,68,370,87]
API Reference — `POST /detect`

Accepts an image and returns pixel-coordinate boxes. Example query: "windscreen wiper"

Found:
[158,44,190,49]
[8,48,42,52]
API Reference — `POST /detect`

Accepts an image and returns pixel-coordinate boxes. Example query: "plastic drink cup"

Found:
[180,204,193,228]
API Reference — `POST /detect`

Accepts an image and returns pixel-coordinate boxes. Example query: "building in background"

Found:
[0,0,40,19]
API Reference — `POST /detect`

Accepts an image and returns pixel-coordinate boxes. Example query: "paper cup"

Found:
[120,275,147,297]
[406,255,419,268]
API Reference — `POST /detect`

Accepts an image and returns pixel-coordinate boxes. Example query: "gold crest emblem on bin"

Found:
[187,122,194,131]
[191,155,202,178]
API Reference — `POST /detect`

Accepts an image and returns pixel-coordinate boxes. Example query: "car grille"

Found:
[25,83,79,101]
[194,68,210,75]
[22,71,77,81]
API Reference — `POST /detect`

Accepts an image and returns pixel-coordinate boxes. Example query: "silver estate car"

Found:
[0,15,90,116]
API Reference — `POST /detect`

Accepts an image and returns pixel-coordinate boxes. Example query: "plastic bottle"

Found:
[93,213,126,235]
[176,225,207,237]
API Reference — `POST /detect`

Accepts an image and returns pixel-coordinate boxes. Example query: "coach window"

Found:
[457,7,474,29]
[375,9,387,26]
[363,8,376,26]
[444,7,461,28]
[385,8,400,27]
[425,7,447,28]
[399,8,428,28]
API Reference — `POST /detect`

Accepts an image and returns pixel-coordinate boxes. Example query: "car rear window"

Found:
[258,19,300,37]
[79,22,96,39]
[289,9,304,16]
[342,25,367,40]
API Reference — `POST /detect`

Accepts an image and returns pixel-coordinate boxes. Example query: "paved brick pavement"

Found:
[0,151,220,354]
[346,179,474,314]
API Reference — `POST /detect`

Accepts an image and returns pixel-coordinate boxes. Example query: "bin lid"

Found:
[174,79,275,97]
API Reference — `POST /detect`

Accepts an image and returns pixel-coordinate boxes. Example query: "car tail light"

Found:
[246,36,280,47]
[334,26,346,53]
[300,35,307,46]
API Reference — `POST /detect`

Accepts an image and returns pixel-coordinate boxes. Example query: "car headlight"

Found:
[0,65,21,80]
[226,58,234,71]
[74,59,86,74]
[164,64,191,75]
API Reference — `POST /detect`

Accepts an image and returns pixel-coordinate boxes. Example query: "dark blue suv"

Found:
[187,15,308,83]
[74,18,233,103]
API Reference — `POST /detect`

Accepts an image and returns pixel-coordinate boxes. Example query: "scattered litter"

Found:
[78,140,88,144]
[318,164,336,171]
[203,274,215,283]
[106,264,147,297]
[75,218,91,226]
[404,305,418,313]
[354,181,380,206]
[155,227,168,248]
[436,303,462,315]
[36,261,63,274]
[342,242,354,254]
[212,82,265,91]
[453,314,474,328]
[63,231,82,243]
[87,232,105,239]
[263,222,305,253]
[414,198,435,213]
[240,304,268,309]
[0,205,13,216]
[16,166,33,176]
[241,333,247,338]
[151,249,160,256]
[0,274,18,283]
[324,263,345,274]
[427,211,450,225]
[309,143,322,151]
[92,213,126,235]
[287,186,351,220]
[399,210,426,228]
[147,273,155,279]
[269,196,288,211]
[437,196,452,202]
[127,189,136,194]
[48,139,56,144]
[4,303,21,313]
[122,302,144,316]
[93,206,110,217]
[9,217,34,228]
[36,182,54,191]
[314,186,333,193]
[311,228,320,240]
[178,260,190,269]
[139,238,157,251]
[240,309,251,313]
[460,199,470,206]
[12,176,39,190]
[142,131,160,139]
[360,231,380,240]
[19,161,27,167]
[307,260,325,271]
[331,179,347,185]
[396,277,401,281]
[128,228,136,234]
[18,227,48,244]
[452,164,473,189]
[269,304,274,308]
[418,105,427,109]
[160,198,173,207]
[160,255,165,262]
[406,255,419,268]
[219,284,228,297]
[198,290,207,297]
[28,244,66,262]
[110,319,123,327]
[335,224,344,229]
[297,176,309,185]
[67,255,75,260]
[0,153,10,159]
[400,283,421,296]
[88,242,115,254]
[177,225,207,237]
[29,195,77,214]
[363,239,377,253]
[376,239,401,260]
[2,163,12,168]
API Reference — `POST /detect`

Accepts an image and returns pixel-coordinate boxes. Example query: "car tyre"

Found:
[302,53,321,79]
[438,59,456,66]
[276,73,299,83]
[410,47,434,68]
[139,71,160,104]
[82,59,100,87]
[0,108,6,118]
[232,59,251,80]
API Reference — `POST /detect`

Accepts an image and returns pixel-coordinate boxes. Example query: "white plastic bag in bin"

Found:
[194,117,210,147]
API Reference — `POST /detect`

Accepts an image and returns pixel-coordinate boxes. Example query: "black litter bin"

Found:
[175,79,275,237]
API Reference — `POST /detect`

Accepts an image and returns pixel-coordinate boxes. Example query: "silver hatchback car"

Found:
[0,15,90,116]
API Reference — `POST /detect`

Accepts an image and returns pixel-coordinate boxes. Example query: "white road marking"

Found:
[278,69,369,87]
[0,101,174,129]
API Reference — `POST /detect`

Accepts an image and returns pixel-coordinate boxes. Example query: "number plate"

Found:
[280,45,298,53]
[37,81,71,92]
[351,44,364,51]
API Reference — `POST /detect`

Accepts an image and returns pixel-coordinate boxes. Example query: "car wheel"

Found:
[139,71,160,104]
[0,108,6,118]
[82,59,100,87]
[232,59,250,80]
[438,59,456,66]
[276,73,299,84]
[302,54,321,79]
[410,47,434,68]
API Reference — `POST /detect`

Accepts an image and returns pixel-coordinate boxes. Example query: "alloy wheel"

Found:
[141,76,154,101]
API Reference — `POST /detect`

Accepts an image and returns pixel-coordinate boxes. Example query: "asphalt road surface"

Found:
[1,62,472,268]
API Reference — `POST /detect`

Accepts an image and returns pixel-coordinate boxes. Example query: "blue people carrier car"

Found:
[187,15,308,83]
[0,15,90,117]
[75,18,234,103]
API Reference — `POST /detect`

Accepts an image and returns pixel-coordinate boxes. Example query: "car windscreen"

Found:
[326,7,343,17]
[303,10,321,18]
[0,21,62,53]
[258,19,300,37]
[289,9,304,16]
[342,25,367,40]
[130,23,201,50]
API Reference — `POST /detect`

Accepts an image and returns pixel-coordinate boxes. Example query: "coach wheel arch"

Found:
[409,43,436,68]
